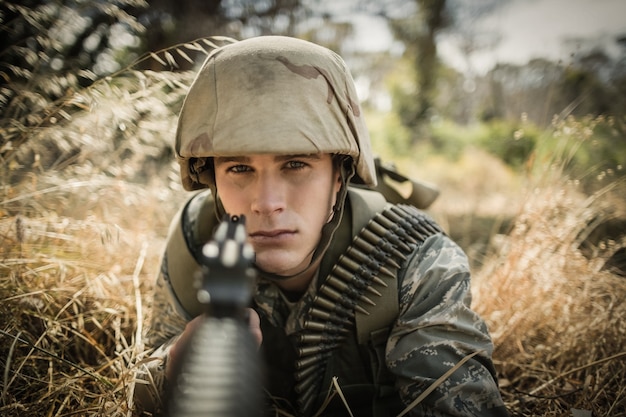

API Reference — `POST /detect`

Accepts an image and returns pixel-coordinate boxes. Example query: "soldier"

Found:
[134,36,509,417]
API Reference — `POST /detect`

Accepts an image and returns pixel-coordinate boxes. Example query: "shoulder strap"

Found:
[353,204,444,344]
[346,188,400,344]
[343,188,445,344]
[347,187,388,231]
[370,157,440,209]
[165,189,218,319]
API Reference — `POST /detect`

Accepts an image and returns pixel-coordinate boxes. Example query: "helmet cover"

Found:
[175,36,376,190]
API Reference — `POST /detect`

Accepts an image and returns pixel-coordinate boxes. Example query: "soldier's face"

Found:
[214,153,341,278]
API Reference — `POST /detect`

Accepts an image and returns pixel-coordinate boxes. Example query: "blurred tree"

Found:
[0,0,146,164]
[480,49,626,128]
[565,49,626,123]
[138,0,307,69]
[481,59,564,124]
[387,0,449,145]
[612,37,626,132]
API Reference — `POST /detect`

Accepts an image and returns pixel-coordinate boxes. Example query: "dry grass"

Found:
[393,116,626,415]
[1,59,625,416]
[0,174,186,416]
[3,153,624,417]
[472,163,626,416]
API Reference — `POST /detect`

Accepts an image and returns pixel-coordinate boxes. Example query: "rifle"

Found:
[162,214,263,417]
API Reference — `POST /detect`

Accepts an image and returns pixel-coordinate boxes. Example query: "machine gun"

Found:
[162,214,263,417]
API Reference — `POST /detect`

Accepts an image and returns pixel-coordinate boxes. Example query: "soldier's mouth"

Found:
[249,230,296,244]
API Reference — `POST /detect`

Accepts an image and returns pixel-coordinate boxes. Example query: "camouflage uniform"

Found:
[133,36,509,416]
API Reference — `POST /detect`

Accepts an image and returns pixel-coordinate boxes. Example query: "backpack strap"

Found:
[165,189,218,319]
[346,188,400,345]
[343,188,444,344]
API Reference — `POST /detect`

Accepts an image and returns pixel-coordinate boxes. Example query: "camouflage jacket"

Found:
[133,188,509,417]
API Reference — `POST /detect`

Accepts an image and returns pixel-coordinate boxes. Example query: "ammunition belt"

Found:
[293,204,444,415]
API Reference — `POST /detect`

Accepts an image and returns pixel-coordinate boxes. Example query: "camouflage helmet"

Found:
[175,35,376,190]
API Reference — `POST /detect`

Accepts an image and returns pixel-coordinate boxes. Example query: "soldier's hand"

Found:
[247,307,263,347]
[166,308,262,380]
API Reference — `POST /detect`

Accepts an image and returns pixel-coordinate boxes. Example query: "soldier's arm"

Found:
[387,234,509,417]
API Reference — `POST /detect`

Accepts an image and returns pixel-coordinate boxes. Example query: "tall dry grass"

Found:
[0,174,186,416]
[1,30,624,416]
[1,58,192,414]
[472,121,626,416]
[3,121,625,417]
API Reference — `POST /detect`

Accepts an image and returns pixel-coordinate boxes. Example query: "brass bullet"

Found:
[310,307,352,325]
[374,214,417,245]
[298,343,337,357]
[298,332,345,344]
[295,367,324,393]
[296,352,330,369]
[304,319,350,333]
[327,275,382,297]
[295,362,324,380]
[353,237,402,268]
[321,283,376,308]
[313,295,355,318]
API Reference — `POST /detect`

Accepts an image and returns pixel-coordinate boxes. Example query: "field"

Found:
[1,69,625,416]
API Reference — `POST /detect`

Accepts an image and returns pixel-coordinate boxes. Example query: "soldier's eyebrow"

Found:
[275,154,322,162]
[215,154,322,165]
[214,156,251,165]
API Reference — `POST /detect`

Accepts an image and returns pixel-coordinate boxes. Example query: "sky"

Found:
[347,0,626,75]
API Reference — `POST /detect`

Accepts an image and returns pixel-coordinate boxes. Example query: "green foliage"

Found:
[416,118,539,169]
[532,115,626,190]
[386,57,420,135]
[380,68,626,186]
[428,119,478,160]
[365,108,413,158]
[473,118,540,168]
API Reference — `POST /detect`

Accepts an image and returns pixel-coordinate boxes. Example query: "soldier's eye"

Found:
[285,160,306,170]
[228,164,252,173]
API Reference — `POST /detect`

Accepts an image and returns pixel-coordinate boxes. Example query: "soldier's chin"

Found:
[254,253,310,278]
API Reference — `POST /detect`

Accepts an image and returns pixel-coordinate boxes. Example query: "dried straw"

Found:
[0,174,185,416]
[3,165,624,416]
[473,167,626,416]
[1,64,624,416]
